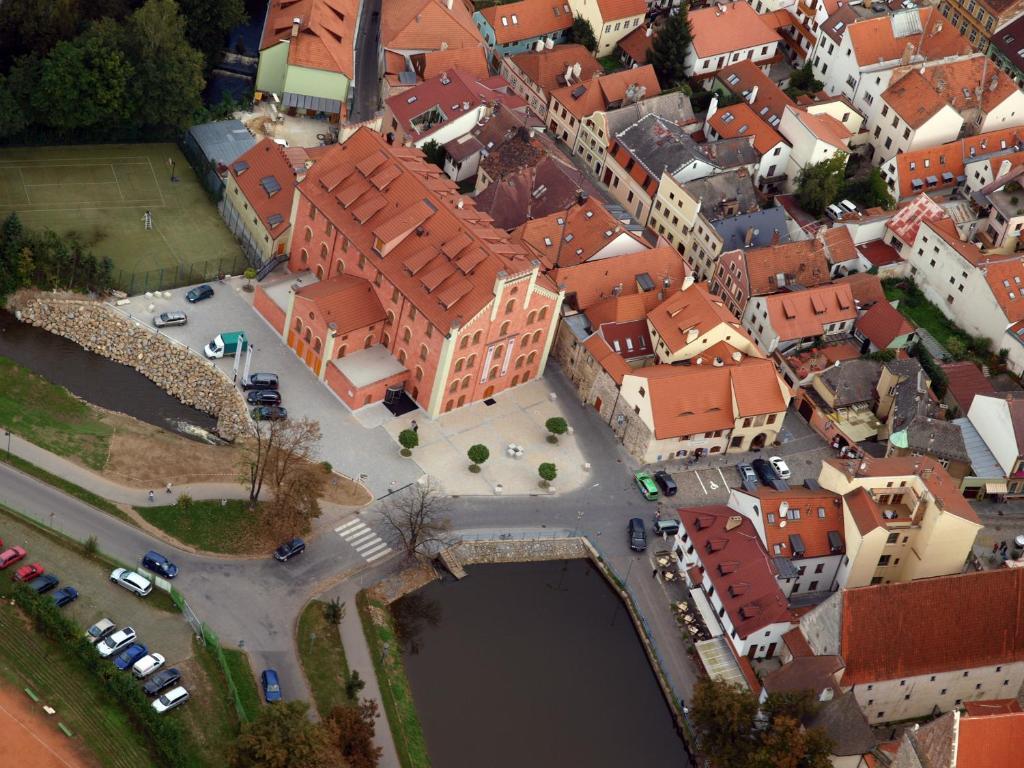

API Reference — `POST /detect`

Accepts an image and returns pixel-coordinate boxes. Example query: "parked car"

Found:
[143,668,181,696]
[185,284,214,303]
[51,587,79,607]
[110,568,153,597]
[653,518,680,536]
[769,456,792,480]
[634,471,660,501]
[653,470,678,496]
[628,518,647,552]
[98,627,137,658]
[246,389,282,406]
[152,686,190,713]
[0,546,27,569]
[752,458,789,490]
[113,643,148,671]
[27,573,59,594]
[132,653,166,679]
[274,538,305,562]
[251,405,287,421]
[242,373,279,391]
[141,551,178,579]
[736,463,758,486]
[12,562,43,582]
[85,618,116,644]
[152,311,187,328]
[261,669,282,703]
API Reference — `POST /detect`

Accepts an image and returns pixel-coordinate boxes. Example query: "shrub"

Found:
[84,534,99,556]
[398,429,418,457]
[323,597,346,626]
[467,444,489,472]
[545,417,568,444]
[538,462,557,486]
[345,669,366,700]
[176,492,193,512]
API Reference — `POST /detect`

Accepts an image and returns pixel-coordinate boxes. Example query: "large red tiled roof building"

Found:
[253,127,563,415]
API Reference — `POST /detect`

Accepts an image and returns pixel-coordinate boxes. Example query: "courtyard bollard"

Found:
[494,483,504,495]
[583,462,591,472]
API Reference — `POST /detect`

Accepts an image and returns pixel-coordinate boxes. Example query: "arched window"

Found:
[515,355,525,369]
[455,358,464,372]
[419,344,428,361]
[472,330,482,344]
[382,333,391,348]
[499,321,510,337]
[445,400,454,412]
[304,227,312,243]
[511,374,520,386]
[521,371,531,382]
[527,351,537,365]
[335,260,345,275]
[521,335,529,348]
[460,336,469,349]
[415,366,424,382]
[402,327,411,343]
[304,329,312,343]
[467,354,476,368]
[505,299,515,315]
[538,306,548,322]
[364,335,374,349]
[457,394,466,407]
[398,349,407,364]
[494,344,504,361]
[320,243,329,261]
[300,248,309,264]
[411,387,419,400]
[449,381,458,393]
[337,345,347,358]
[532,330,542,343]
[527,310,537,324]
[313,338,322,353]
[461,375,471,390]
[295,318,303,332]
[489,366,498,380]
[385,310,395,326]
[316,264,324,279]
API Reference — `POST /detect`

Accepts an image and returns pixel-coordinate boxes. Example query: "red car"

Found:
[0,546,26,570]
[12,562,43,582]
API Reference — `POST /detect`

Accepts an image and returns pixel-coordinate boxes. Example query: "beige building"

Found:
[568,0,647,56]
[817,456,982,589]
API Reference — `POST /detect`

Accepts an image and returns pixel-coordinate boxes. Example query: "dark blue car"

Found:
[114,643,148,671]
[141,550,178,579]
[51,586,78,607]
[261,669,282,703]
[185,284,214,303]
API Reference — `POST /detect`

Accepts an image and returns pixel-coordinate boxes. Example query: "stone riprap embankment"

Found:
[9,291,249,438]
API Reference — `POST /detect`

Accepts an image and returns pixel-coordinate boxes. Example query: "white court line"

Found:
[17,167,29,204]
[694,470,707,495]
[0,157,150,164]
[0,699,78,768]
[9,203,165,214]
[146,156,168,208]
[334,520,362,534]
[716,467,728,490]
[355,537,384,553]
[22,181,121,187]
[365,549,391,563]
[361,542,389,558]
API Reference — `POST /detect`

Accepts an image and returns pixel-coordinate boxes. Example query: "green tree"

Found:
[398,429,419,456]
[649,8,692,88]
[244,267,257,290]
[0,0,84,71]
[795,154,848,216]
[177,0,247,69]
[467,444,489,471]
[0,213,28,298]
[567,15,598,52]
[421,139,446,169]
[230,701,336,768]
[786,63,823,96]
[326,699,383,768]
[538,462,557,486]
[691,678,759,767]
[844,167,895,210]
[323,596,346,626]
[0,74,29,140]
[545,416,568,443]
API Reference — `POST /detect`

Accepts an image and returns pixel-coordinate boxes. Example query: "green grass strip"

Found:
[134,499,263,555]
[297,599,353,718]
[221,647,261,723]
[356,591,430,768]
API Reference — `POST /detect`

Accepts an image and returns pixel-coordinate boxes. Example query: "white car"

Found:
[769,456,792,480]
[152,686,189,714]
[110,568,153,597]
[132,652,166,678]
[97,627,137,658]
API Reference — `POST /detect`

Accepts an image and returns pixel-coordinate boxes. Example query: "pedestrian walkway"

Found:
[334,519,392,563]
[914,327,951,362]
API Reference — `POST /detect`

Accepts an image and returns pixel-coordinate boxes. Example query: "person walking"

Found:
[166,482,173,494]
[411,419,418,433]
[148,490,155,503]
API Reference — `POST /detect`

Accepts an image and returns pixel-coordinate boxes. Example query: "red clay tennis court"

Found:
[0,684,94,768]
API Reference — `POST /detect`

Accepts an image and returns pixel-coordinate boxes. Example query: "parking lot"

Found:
[0,511,195,665]
[109,277,422,497]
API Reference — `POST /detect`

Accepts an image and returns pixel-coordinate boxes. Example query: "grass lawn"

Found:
[297,600,352,718]
[598,54,621,73]
[134,499,276,555]
[0,143,244,292]
[221,647,262,722]
[179,639,246,767]
[883,281,970,352]
[0,356,112,470]
[357,591,430,768]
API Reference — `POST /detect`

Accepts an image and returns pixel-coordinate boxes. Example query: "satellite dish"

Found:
[779,519,787,528]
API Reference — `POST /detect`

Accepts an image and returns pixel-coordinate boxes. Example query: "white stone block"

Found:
[583,462,591,472]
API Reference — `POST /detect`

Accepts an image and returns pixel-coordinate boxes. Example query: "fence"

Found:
[111,255,250,294]
[201,623,250,724]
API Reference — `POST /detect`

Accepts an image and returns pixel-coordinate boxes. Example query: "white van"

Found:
[839,199,858,215]
[826,203,846,221]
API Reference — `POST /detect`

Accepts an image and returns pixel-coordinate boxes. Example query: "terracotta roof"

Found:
[595,0,647,20]
[834,272,886,307]
[299,128,541,331]
[381,0,482,52]
[856,301,915,349]
[583,333,632,384]
[647,282,751,353]
[846,8,970,68]
[742,238,831,298]
[823,226,857,266]
[782,627,814,658]
[229,139,296,236]
[641,356,787,438]
[882,69,953,129]
[294,274,386,332]
[688,2,782,59]
[784,341,863,380]
[762,655,843,695]
[552,246,688,310]
[924,217,985,267]
[550,65,662,120]
[958,711,1024,768]
[586,290,662,329]
[678,506,796,639]
[512,196,645,269]
[479,0,573,45]
[884,59,1019,130]
[474,153,589,230]
[963,699,1023,716]
[763,283,856,342]
[708,102,785,155]
[983,256,1024,323]
[716,60,795,129]
[885,193,945,245]
[505,45,603,99]
[617,23,655,65]
[260,0,357,78]
[737,486,844,559]
[839,568,1024,685]
[939,361,996,411]
[785,106,851,151]
[857,240,903,267]
[413,46,490,81]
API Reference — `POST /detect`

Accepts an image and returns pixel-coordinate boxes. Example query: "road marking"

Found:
[334,520,363,534]
[354,537,383,552]
[336,520,392,562]
[694,470,707,494]
[348,531,377,547]
[365,549,391,563]
[717,467,728,490]
[361,542,389,557]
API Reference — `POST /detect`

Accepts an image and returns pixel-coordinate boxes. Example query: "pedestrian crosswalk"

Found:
[334,519,392,563]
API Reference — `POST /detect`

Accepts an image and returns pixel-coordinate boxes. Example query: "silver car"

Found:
[152,686,189,714]
[153,311,187,328]
[110,568,153,597]
[97,627,137,658]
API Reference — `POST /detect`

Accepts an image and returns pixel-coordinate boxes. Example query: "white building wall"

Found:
[967,395,1019,474]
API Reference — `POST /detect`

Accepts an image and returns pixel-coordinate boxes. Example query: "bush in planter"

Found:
[398,429,419,456]
[243,267,257,291]
[545,417,568,444]
[467,444,489,473]
[538,462,557,487]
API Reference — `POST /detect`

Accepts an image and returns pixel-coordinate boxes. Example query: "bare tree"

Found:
[378,477,454,559]
[241,417,323,504]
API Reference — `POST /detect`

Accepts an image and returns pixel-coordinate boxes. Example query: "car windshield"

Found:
[103,635,119,648]
[268,683,280,692]
[159,694,171,705]
[89,626,102,636]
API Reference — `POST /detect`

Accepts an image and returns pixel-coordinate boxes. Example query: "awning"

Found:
[695,637,749,689]
[282,92,342,114]
[985,482,1009,494]
[690,588,724,638]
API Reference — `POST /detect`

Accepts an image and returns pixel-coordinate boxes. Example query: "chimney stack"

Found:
[771,228,781,245]
[744,227,755,247]
[445,0,453,9]
[291,17,301,38]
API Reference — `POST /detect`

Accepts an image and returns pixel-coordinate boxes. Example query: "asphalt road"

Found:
[350,0,383,123]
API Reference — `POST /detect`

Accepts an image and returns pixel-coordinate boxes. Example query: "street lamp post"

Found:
[4,429,10,461]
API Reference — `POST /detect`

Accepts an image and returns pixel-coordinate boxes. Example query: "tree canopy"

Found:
[568,16,598,53]
[649,8,693,88]
[795,154,848,217]
[844,167,896,210]
[229,701,338,768]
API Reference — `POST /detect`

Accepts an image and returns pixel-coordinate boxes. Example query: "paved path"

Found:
[350,0,383,123]
[913,327,951,362]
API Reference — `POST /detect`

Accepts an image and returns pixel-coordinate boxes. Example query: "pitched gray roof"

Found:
[819,359,883,407]
[683,170,759,223]
[808,692,877,757]
[712,206,790,251]
[905,416,969,463]
[615,113,709,177]
[603,91,696,138]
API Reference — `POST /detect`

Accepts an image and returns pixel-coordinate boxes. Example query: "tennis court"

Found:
[0,144,244,290]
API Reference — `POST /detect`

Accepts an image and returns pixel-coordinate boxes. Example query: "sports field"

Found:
[0,144,243,290]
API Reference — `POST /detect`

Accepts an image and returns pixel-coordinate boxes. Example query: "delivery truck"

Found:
[204,331,248,359]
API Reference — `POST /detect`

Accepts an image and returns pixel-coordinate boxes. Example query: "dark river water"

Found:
[0,310,217,436]
[395,560,688,768]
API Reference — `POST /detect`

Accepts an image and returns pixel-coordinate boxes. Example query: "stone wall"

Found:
[454,537,588,565]
[10,291,250,438]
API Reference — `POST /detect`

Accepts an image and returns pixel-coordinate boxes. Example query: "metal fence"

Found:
[111,255,249,294]
[201,623,250,723]
[456,528,576,542]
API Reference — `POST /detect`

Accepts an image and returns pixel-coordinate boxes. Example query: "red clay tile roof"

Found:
[506,45,604,98]
[786,106,851,150]
[834,272,886,307]
[716,60,795,128]
[939,361,996,412]
[963,699,1023,716]
[479,0,573,45]
[381,0,483,52]
[586,290,663,328]
[957,712,1024,768]
[678,506,796,639]
[294,274,386,333]
[824,226,857,266]
[886,193,945,245]
[595,0,647,20]
[688,2,782,59]
[882,69,953,129]
[260,0,357,77]
[743,239,832,297]
[708,102,785,155]
[647,282,751,353]
[763,283,857,342]
[839,568,1024,685]
[617,23,655,64]
[889,128,1024,199]
[414,46,490,81]
[784,341,863,380]
[473,153,589,230]
[738,486,844,559]
[983,256,1024,323]
[846,8,970,68]
[857,240,903,268]
[552,246,688,310]
[229,139,295,236]
[550,65,662,120]
[583,333,632,384]
[924,217,985,267]
[782,627,814,658]
[856,301,914,349]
